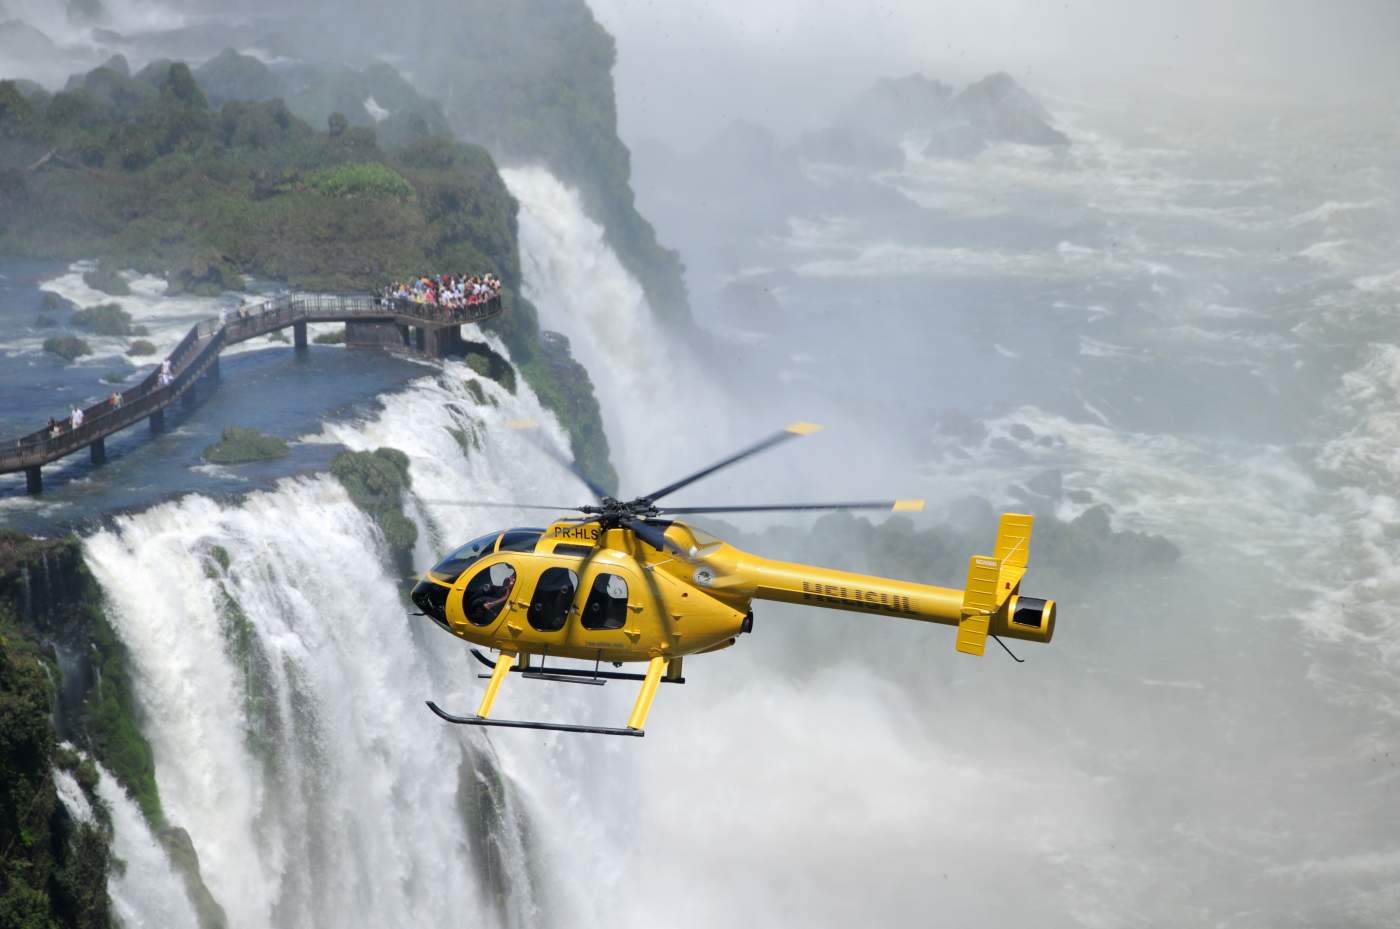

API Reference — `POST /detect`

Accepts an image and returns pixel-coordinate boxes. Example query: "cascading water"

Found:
[80,351,625,929]
[502,165,727,490]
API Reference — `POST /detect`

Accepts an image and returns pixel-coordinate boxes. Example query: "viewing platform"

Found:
[0,291,502,493]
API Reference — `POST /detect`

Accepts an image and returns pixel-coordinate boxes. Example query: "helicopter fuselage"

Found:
[411,519,1055,666]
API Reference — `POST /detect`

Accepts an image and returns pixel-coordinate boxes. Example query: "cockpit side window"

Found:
[498,529,545,553]
[528,567,578,632]
[428,532,500,583]
[581,572,629,630]
[463,563,517,626]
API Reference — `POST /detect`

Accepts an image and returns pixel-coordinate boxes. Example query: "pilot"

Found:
[467,572,515,624]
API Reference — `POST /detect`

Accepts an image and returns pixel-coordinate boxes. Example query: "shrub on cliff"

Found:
[307,162,414,200]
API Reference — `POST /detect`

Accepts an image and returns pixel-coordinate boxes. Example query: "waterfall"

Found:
[80,354,622,929]
[501,165,727,492]
[52,754,201,929]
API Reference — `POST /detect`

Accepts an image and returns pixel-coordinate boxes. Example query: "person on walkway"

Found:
[70,406,83,429]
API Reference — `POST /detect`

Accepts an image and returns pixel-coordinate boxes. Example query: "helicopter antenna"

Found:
[990,634,1025,663]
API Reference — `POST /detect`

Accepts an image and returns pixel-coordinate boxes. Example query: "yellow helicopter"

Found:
[412,423,1057,737]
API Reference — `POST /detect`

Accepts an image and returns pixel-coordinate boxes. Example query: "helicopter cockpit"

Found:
[412,527,547,630]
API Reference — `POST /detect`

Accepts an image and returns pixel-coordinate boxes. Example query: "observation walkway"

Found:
[1,292,502,493]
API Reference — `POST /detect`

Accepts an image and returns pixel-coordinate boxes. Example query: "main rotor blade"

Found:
[638,422,822,504]
[506,418,611,502]
[660,500,926,515]
[619,516,685,556]
[416,500,583,513]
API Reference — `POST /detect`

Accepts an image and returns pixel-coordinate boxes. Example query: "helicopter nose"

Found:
[412,579,452,630]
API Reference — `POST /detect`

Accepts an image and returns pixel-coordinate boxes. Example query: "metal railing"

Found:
[1,291,502,474]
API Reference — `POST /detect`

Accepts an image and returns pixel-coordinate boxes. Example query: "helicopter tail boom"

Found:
[711,513,1055,655]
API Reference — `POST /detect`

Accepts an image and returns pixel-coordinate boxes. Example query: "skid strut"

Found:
[430,652,675,736]
[469,648,685,684]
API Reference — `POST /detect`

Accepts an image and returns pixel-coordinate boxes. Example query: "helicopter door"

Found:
[569,566,645,653]
[525,566,579,634]
[460,561,519,630]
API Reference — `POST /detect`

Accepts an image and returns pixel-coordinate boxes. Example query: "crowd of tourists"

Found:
[381,273,502,312]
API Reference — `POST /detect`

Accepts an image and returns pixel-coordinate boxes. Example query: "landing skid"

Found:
[469,648,685,684]
[425,701,645,737]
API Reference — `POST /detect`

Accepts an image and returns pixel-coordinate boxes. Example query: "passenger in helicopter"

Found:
[465,568,516,625]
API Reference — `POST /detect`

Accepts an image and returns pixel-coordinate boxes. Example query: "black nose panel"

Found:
[412,580,452,630]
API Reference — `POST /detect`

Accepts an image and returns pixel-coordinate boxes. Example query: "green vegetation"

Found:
[126,339,155,356]
[0,566,111,928]
[71,302,134,336]
[43,336,91,361]
[202,427,290,464]
[0,530,233,929]
[313,329,345,345]
[2,54,621,493]
[82,266,130,296]
[307,162,414,199]
[330,448,418,575]
[0,61,519,294]
[462,341,516,394]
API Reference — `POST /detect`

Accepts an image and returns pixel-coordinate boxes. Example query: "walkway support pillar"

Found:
[422,328,443,359]
[182,385,196,409]
[24,466,41,495]
[208,356,220,382]
[293,321,308,351]
[150,409,165,434]
[90,437,106,466]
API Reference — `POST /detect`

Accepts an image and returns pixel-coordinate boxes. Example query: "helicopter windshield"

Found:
[428,532,500,583]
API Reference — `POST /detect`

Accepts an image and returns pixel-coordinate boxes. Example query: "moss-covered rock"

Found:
[38,291,74,313]
[463,378,492,406]
[71,302,134,336]
[313,329,346,345]
[461,340,516,394]
[43,335,92,361]
[81,266,131,296]
[126,339,156,356]
[33,314,57,328]
[202,427,290,464]
[158,826,229,929]
[329,448,417,575]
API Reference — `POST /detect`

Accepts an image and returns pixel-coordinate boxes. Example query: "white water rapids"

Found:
[61,151,1400,928]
